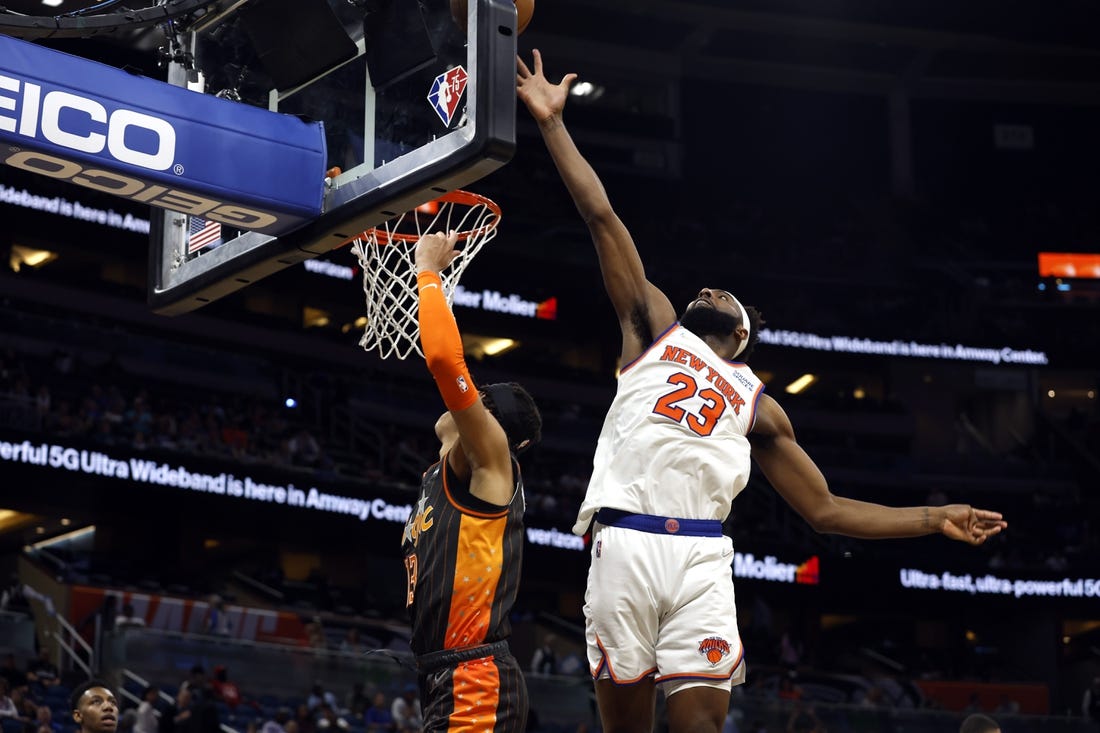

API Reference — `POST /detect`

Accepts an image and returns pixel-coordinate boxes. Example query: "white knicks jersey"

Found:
[573,324,766,535]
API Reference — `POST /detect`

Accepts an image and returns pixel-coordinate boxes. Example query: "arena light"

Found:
[570,81,604,100]
[482,338,517,356]
[9,244,58,272]
[31,524,95,549]
[1038,252,1100,279]
[461,334,519,359]
[41,0,64,6]
[785,373,817,394]
[0,509,39,533]
[303,306,331,328]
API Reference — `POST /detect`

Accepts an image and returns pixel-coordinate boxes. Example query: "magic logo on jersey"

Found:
[427,66,468,127]
[402,494,435,547]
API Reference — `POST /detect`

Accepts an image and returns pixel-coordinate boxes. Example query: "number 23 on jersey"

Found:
[652,372,726,436]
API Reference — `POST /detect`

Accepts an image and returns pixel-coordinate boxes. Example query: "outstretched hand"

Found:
[414,230,460,275]
[941,505,1007,545]
[517,49,578,123]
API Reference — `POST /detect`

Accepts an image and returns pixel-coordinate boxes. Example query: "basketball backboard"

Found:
[148,0,518,315]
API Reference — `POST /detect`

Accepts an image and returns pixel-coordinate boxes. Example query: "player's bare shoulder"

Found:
[748,393,794,443]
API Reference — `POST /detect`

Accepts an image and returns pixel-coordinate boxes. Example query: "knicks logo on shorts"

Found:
[697,636,731,666]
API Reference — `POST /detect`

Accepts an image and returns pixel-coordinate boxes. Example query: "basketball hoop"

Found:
[351,190,502,360]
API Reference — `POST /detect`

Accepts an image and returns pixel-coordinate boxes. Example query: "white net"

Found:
[350,191,501,360]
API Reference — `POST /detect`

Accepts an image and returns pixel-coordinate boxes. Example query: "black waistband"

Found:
[415,640,510,673]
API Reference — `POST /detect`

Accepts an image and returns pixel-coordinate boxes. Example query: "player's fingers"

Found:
[972,509,1003,521]
[560,73,579,91]
[516,54,531,78]
[972,526,1002,544]
[532,48,543,74]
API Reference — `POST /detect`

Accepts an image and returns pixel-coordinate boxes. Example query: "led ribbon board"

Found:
[0,35,325,236]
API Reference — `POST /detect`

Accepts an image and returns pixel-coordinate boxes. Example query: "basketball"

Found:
[450,0,534,35]
[514,0,535,34]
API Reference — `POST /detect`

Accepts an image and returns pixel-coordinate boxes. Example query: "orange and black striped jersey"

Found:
[401,455,525,656]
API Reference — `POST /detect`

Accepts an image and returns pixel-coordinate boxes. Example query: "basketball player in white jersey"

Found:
[518,50,1008,733]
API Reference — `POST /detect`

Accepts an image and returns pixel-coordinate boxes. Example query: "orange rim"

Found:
[363,190,501,245]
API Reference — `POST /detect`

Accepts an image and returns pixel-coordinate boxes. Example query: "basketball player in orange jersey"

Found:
[518,50,1008,733]
[405,230,542,732]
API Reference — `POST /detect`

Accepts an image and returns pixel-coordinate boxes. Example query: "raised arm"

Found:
[749,394,1008,543]
[415,231,514,506]
[518,50,675,363]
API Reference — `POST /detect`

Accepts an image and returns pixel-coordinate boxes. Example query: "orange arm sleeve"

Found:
[418,271,478,412]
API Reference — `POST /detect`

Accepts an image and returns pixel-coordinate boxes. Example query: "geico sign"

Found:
[3,150,277,229]
[0,77,175,171]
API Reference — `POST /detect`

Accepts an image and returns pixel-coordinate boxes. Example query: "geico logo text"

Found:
[0,76,176,171]
[4,150,277,229]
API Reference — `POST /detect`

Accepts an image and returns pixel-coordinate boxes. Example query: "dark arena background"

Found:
[1,1,1099,732]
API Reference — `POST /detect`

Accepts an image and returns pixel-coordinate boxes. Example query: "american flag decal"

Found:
[188,216,222,253]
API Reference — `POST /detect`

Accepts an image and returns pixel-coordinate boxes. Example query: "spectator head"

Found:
[142,686,158,702]
[176,689,192,709]
[70,680,119,733]
[960,714,1000,733]
[188,665,206,684]
[214,666,229,682]
[275,708,291,725]
[372,693,386,708]
[0,678,8,696]
[401,683,416,700]
[122,604,136,617]
[36,707,52,724]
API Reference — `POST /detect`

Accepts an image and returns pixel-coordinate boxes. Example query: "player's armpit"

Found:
[447,400,515,506]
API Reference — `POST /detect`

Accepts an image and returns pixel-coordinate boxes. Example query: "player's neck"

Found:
[699,333,739,361]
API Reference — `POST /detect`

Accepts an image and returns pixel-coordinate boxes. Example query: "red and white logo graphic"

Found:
[535,296,557,321]
[697,636,731,666]
[427,66,469,127]
[796,556,820,585]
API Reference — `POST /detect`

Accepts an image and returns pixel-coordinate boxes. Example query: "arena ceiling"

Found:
[2,0,1098,93]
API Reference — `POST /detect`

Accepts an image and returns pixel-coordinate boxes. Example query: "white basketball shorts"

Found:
[584,519,747,697]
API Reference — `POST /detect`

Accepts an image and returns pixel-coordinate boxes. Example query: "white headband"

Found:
[731,296,751,359]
